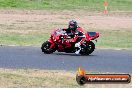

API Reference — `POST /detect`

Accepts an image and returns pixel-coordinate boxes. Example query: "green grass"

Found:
[93,29,132,49]
[0,29,132,49]
[0,0,131,11]
[0,32,50,46]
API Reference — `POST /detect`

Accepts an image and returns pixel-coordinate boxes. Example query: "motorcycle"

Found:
[41,29,99,55]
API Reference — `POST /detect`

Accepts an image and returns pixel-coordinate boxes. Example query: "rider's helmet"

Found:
[68,20,78,31]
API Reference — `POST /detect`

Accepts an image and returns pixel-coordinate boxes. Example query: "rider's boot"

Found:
[75,42,81,54]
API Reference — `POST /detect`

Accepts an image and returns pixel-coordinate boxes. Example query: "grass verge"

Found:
[0,0,131,11]
[91,29,132,49]
[0,68,131,88]
[0,31,50,46]
[0,29,132,49]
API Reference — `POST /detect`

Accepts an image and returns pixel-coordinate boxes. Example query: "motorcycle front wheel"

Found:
[41,41,57,54]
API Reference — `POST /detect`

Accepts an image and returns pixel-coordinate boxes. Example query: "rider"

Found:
[63,20,85,54]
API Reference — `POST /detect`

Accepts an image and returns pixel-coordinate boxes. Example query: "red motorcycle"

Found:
[41,29,99,55]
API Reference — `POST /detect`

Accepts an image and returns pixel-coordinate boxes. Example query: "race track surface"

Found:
[0,46,132,73]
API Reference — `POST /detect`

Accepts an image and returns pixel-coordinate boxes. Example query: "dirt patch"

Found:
[0,9,132,32]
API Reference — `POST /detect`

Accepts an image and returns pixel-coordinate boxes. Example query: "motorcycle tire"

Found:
[80,41,95,55]
[87,41,95,54]
[41,41,56,54]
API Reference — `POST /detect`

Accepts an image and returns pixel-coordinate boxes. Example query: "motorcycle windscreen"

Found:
[87,32,97,37]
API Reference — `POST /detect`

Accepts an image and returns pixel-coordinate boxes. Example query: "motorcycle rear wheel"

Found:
[87,41,95,54]
[80,41,95,55]
[41,41,56,54]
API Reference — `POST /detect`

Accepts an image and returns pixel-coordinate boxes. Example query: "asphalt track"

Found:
[0,46,132,73]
